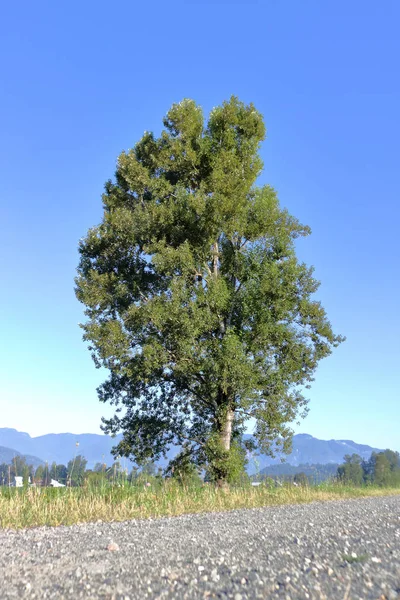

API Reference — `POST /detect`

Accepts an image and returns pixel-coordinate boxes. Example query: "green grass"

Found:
[1,481,399,530]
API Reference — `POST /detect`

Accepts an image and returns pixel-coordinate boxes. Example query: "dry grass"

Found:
[1,482,399,530]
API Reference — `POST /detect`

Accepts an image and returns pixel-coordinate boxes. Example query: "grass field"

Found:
[1,481,400,529]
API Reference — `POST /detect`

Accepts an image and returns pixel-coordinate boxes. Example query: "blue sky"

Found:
[1,1,399,451]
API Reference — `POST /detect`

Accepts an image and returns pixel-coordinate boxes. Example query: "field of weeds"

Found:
[1,481,400,529]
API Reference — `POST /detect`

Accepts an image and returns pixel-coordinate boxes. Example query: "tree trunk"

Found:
[212,242,219,277]
[220,408,234,452]
[216,408,234,489]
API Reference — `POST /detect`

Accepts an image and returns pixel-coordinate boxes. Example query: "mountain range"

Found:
[256,462,339,483]
[0,445,44,469]
[0,428,384,474]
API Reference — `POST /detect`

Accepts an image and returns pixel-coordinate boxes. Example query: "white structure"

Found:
[14,476,23,488]
[50,479,65,488]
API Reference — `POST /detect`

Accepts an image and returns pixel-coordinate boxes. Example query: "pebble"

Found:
[107,542,120,552]
[210,569,220,582]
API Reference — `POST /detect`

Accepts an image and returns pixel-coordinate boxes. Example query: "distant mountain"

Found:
[0,445,44,469]
[245,433,383,475]
[0,428,175,469]
[286,433,382,464]
[0,428,384,472]
[0,428,125,469]
[256,462,339,483]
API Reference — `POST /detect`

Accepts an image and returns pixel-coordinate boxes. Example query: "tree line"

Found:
[0,455,88,487]
[0,455,194,487]
[257,463,339,484]
[2,449,399,488]
[337,450,400,486]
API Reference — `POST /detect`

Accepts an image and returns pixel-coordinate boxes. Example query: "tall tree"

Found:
[34,465,44,485]
[373,453,391,487]
[67,455,87,487]
[382,449,400,473]
[337,454,364,485]
[76,97,344,483]
[50,463,68,484]
[10,456,31,483]
[0,463,10,485]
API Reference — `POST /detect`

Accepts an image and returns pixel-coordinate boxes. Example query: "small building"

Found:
[50,479,65,488]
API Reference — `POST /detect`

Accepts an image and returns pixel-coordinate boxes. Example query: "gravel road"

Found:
[0,495,399,599]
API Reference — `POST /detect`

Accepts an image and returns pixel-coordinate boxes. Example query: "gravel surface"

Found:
[0,495,399,599]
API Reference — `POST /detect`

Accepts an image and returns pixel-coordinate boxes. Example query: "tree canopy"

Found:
[76,96,344,483]
[337,454,364,486]
[337,450,400,486]
[67,455,87,487]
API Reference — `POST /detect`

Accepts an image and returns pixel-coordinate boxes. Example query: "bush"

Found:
[204,435,247,485]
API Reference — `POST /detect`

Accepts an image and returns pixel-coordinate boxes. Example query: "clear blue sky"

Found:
[1,1,399,450]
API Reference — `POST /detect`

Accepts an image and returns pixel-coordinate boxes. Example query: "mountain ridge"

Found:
[0,444,44,469]
[0,428,384,473]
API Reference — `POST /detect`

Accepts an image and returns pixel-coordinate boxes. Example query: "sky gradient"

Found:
[1,1,399,450]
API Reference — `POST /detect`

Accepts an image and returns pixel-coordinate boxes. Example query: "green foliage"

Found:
[0,458,33,485]
[373,453,391,486]
[383,449,400,471]
[337,454,364,486]
[258,462,338,483]
[9,456,32,484]
[85,460,124,487]
[34,465,44,484]
[0,463,8,485]
[127,461,161,486]
[76,96,344,482]
[42,463,51,486]
[49,463,68,484]
[105,460,130,484]
[94,462,107,473]
[365,450,400,487]
[165,444,202,485]
[85,470,107,487]
[67,455,88,487]
[204,434,247,484]
[2,481,399,529]
[293,472,309,486]
[338,450,400,487]
[140,460,157,477]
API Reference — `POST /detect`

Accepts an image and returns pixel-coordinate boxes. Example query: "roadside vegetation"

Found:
[1,447,399,529]
[1,477,399,530]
